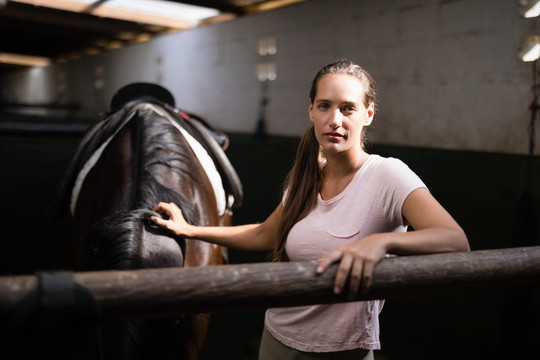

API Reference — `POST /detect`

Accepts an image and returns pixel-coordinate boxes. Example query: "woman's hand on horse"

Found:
[316,234,389,299]
[152,202,192,237]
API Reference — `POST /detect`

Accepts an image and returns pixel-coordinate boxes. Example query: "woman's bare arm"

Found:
[317,188,469,297]
[152,202,282,252]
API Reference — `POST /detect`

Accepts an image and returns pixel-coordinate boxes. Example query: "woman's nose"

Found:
[329,109,342,129]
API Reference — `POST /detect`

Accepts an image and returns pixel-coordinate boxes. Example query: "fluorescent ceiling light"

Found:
[524,0,540,17]
[107,0,220,22]
[522,43,540,62]
[0,53,51,67]
[11,0,220,28]
[520,35,540,62]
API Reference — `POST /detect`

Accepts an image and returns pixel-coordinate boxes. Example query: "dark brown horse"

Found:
[54,83,243,359]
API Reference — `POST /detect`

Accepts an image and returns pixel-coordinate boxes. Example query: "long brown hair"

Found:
[271,59,377,262]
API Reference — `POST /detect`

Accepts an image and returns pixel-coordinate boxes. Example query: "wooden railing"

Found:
[1,246,539,322]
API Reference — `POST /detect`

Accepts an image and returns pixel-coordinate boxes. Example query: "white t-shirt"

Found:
[265,155,426,353]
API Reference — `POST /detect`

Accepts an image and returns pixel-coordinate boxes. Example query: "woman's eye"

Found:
[318,103,329,110]
[342,105,355,112]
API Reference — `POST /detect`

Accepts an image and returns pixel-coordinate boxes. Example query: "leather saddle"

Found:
[53,83,243,217]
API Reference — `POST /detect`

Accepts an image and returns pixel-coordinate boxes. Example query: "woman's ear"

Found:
[364,102,375,126]
[309,101,314,122]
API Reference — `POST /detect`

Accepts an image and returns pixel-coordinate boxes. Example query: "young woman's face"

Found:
[309,74,374,156]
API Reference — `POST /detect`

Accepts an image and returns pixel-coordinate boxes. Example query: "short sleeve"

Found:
[377,158,426,226]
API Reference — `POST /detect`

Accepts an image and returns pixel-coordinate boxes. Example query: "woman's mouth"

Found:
[324,132,344,141]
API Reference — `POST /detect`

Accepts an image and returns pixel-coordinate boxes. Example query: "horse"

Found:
[53,83,243,359]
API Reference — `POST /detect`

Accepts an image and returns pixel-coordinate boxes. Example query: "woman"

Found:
[152,60,469,359]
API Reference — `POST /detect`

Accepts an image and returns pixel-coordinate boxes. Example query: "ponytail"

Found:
[272,124,322,262]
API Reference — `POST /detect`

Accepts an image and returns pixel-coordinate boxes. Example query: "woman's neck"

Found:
[320,149,369,200]
[323,149,369,179]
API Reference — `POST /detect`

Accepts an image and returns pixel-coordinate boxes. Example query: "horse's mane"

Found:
[136,108,202,216]
[81,106,203,360]
[84,209,187,271]
[84,105,203,270]
[51,98,243,219]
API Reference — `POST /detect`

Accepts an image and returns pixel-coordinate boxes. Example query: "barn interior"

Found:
[1,0,540,359]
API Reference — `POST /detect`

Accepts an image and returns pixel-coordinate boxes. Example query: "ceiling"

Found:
[0,0,307,75]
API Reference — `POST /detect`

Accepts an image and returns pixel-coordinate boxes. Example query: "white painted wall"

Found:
[1,0,539,155]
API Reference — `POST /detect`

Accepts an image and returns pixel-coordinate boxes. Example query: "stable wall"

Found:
[1,0,539,155]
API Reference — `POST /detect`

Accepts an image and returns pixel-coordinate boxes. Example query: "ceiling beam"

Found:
[162,0,246,15]
[9,0,194,29]
[0,5,160,34]
[82,0,109,14]
[244,0,308,14]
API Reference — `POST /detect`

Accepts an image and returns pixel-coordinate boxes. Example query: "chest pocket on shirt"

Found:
[325,227,360,253]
